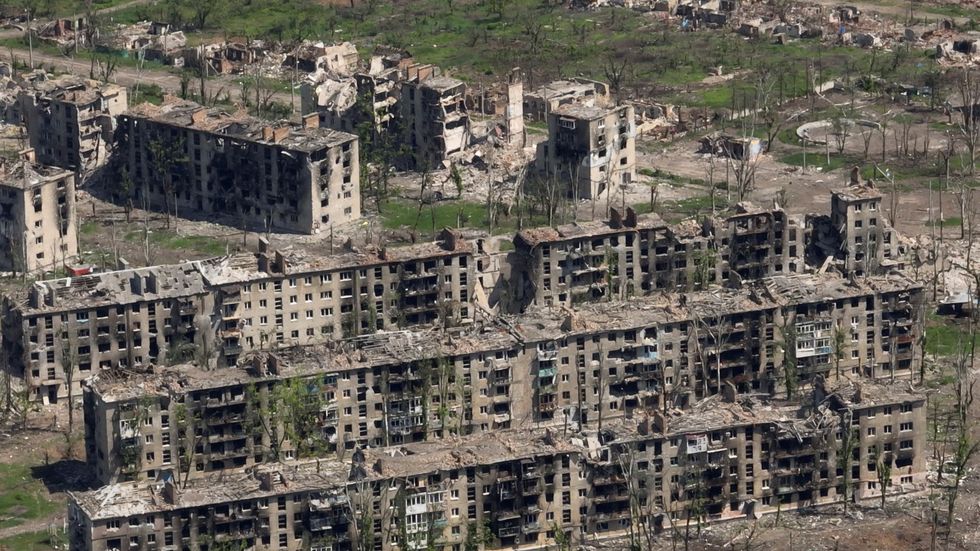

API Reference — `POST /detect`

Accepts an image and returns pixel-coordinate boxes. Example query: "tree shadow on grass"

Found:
[31,460,95,494]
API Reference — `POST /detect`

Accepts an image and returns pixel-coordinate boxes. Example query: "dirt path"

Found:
[806,0,969,24]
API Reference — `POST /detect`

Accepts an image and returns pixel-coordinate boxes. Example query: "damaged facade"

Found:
[511,180,904,311]
[3,231,474,402]
[198,229,475,365]
[69,380,926,551]
[536,103,636,199]
[510,202,805,310]
[400,75,471,169]
[80,268,924,488]
[115,99,360,234]
[523,78,610,122]
[0,150,77,274]
[17,75,127,172]
[1,262,210,404]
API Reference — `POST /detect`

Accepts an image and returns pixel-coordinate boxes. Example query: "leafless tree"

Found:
[955,68,980,175]
[60,335,79,458]
[603,54,633,100]
[617,444,657,551]
[831,109,853,155]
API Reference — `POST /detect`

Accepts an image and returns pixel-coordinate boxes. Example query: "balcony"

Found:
[207,431,247,444]
[537,347,559,362]
[222,343,244,356]
[522,522,541,534]
[537,401,558,413]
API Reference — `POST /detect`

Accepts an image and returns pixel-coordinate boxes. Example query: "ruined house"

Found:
[182,41,268,75]
[102,21,187,65]
[400,75,470,169]
[0,149,77,274]
[17,74,127,172]
[536,103,636,200]
[284,41,359,74]
[115,99,360,234]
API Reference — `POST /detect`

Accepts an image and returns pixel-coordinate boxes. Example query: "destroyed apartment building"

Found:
[2,230,475,402]
[1,261,210,404]
[536,102,636,200]
[68,379,927,551]
[196,229,476,365]
[115,99,360,234]
[300,46,418,135]
[81,327,521,485]
[400,74,471,169]
[301,61,407,135]
[80,270,924,485]
[509,180,904,311]
[523,78,610,121]
[16,74,127,172]
[0,149,77,274]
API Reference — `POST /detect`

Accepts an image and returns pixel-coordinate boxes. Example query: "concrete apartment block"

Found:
[68,381,927,551]
[537,103,636,200]
[0,152,77,274]
[2,231,477,402]
[1,263,210,404]
[199,230,475,366]
[510,203,805,311]
[115,99,359,234]
[400,75,470,169]
[17,74,127,172]
[80,271,924,487]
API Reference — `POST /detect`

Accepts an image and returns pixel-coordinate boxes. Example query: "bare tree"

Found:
[876,452,893,509]
[60,335,79,458]
[955,68,980,175]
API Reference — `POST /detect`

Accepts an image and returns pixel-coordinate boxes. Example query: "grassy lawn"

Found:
[78,221,99,236]
[0,463,58,531]
[634,192,728,221]
[0,530,66,551]
[925,315,979,357]
[927,216,962,228]
[379,198,549,239]
[779,151,851,173]
[123,229,231,258]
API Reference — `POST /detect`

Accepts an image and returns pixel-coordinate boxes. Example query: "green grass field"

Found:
[123,229,231,257]
[925,315,979,357]
[94,0,935,111]
[0,530,65,551]
[0,463,58,531]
